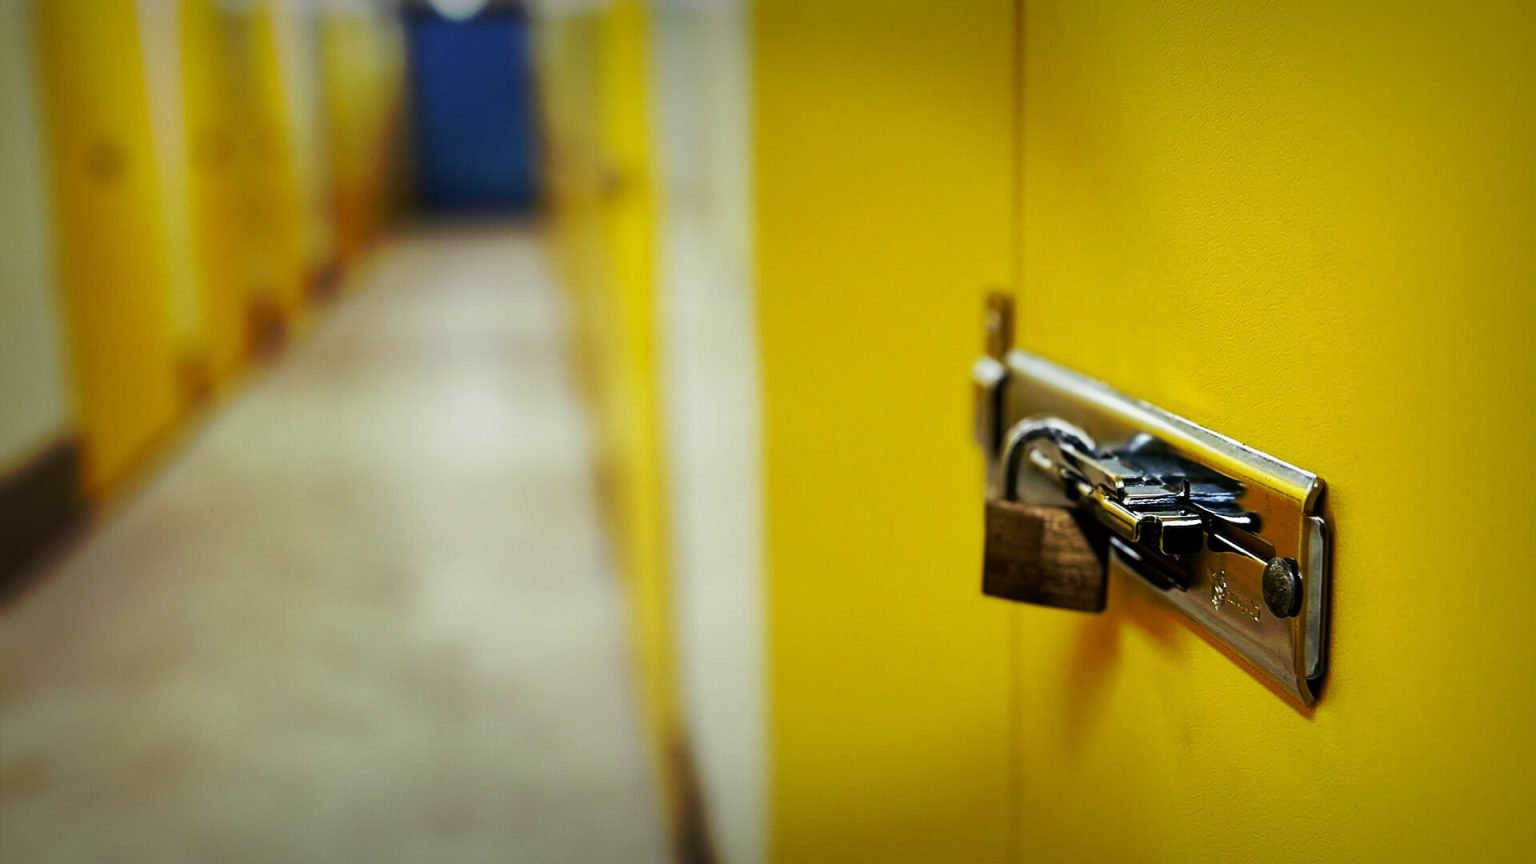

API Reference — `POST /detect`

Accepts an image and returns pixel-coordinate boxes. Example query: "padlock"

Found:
[982,418,1109,611]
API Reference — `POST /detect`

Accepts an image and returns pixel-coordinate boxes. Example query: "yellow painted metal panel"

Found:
[36,0,183,494]
[137,0,206,392]
[753,2,1018,861]
[1014,1,1536,860]
[593,0,678,756]
[319,8,406,266]
[180,0,258,384]
[250,0,312,322]
[536,0,684,846]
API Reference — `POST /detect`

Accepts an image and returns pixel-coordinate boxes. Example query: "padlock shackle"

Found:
[998,416,1097,502]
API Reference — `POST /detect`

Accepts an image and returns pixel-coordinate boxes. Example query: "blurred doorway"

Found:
[404,3,539,214]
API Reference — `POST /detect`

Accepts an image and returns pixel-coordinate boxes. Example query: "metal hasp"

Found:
[973,311,1331,705]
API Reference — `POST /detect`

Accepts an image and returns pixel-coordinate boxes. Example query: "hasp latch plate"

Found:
[975,313,1331,705]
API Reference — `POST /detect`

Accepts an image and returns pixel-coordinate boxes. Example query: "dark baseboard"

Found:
[246,291,290,359]
[0,436,86,601]
[667,729,719,864]
[177,345,216,408]
[306,259,345,303]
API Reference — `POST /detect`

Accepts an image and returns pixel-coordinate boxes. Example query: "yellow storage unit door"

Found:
[181,0,256,386]
[593,0,678,764]
[249,0,311,323]
[753,1,1018,861]
[319,8,405,265]
[1011,1,1536,861]
[37,0,182,494]
[537,0,686,846]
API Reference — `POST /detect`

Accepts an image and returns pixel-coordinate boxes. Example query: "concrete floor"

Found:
[0,228,669,864]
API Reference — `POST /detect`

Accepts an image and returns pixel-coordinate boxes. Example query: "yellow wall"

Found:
[37,0,183,494]
[180,0,259,384]
[319,6,406,267]
[536,0,682,849]
[138,0,206,393]
[1009,1,1536,860]
[264,0,334,290]
[752,2,1018,861]
[249,0,314,323]
[164,0,328,388]
[30,0,388,497]
[596,4,675,754]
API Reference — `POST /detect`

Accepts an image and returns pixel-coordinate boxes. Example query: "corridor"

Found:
[0,229,669,863]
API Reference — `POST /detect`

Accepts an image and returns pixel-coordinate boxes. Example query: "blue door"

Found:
[405,7,540,213]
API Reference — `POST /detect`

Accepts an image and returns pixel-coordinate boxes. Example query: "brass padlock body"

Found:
[983,499,1107,612]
